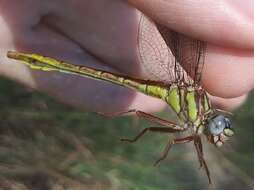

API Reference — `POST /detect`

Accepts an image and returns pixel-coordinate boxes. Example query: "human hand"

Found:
[1,0,253,113]
[128,0,254,110]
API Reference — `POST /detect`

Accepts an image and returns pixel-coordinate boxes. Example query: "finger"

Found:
[128,0,254,49]
[0,0,140,76]
[1,16,165,114]
[135,14,254,98]
[41,0,140,76]
[203,44,254,98]
[209,93,248,111]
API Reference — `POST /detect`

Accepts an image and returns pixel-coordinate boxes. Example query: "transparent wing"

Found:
[138,14,206,86]
[138,14,181,84]
[160,29,207,85]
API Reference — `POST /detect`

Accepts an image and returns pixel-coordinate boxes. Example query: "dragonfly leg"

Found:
[101,109,184,143]
[193,136,203,168]
[119,109,184,129]
[97,109,137,117]
[154,136,194,166]
[121,126,182,143]
[120,110,185,143]
[214,109,234,116]
[99,109,184,130]
[194,136,211,184]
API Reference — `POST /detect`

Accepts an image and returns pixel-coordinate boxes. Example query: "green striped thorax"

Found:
[162,84,234,148]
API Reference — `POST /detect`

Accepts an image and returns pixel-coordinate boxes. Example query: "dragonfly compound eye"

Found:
[223,117,234,137]
[208,115,227,136]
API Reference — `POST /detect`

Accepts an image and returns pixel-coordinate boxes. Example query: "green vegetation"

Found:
[0,77,253,190]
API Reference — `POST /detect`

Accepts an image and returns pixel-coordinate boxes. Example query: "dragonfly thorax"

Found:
[163,84,234,147]
[205,114,234,147]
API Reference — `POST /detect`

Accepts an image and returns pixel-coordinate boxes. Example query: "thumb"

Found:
[128,0,254,49]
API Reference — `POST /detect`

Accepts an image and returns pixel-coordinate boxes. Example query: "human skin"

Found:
[0,0,253,113]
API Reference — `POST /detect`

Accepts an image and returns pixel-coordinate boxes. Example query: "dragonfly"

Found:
[7,14,234,183]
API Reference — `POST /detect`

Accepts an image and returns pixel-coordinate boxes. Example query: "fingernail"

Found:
[227,0,254,19]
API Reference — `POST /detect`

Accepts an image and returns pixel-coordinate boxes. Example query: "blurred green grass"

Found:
[0,77,253,190]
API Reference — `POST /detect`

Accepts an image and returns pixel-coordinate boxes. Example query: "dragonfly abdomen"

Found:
[6,51,212,124]
[6,51,158,94]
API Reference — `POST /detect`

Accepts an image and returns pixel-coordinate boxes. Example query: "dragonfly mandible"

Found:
[7,14,234,183]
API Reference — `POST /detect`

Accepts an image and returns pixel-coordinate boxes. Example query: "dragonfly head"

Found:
[206,114,234,147]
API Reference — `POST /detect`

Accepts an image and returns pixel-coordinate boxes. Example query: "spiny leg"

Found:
[154,136,194,166]
[121,126,182,143]
[99,109,184,130]
[100,109,184,143]
[194,136,204,168]
[215,108,234,116]
[194,136,211,184]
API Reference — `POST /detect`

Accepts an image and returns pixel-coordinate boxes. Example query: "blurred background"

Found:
[0,76,253,190]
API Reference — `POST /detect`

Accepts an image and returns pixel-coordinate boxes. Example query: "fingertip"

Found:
[209,93,248,111]
[202,45,254,98]
[128,0,254,49]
